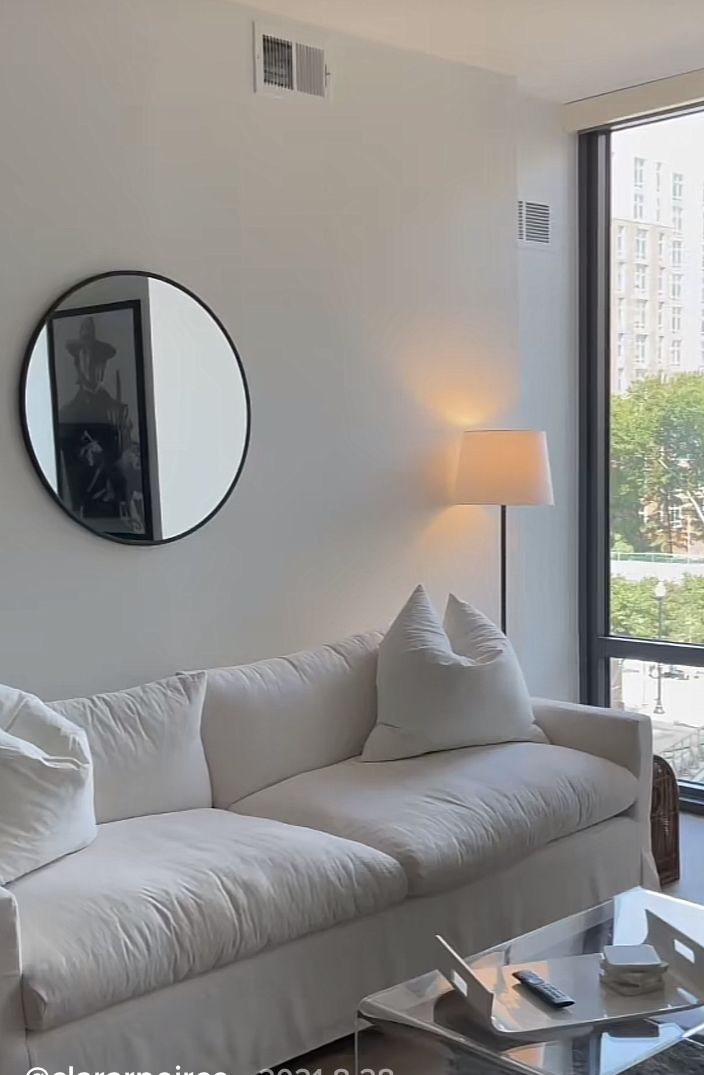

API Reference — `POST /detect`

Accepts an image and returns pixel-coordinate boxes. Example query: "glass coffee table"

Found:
[356,889,704,1075]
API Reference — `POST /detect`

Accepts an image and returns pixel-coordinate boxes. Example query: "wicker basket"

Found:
[651,755,680,886]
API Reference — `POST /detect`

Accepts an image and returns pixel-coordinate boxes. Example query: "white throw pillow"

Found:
[0,686,96,884]
[52,672,211,823]
[361,586,544,761]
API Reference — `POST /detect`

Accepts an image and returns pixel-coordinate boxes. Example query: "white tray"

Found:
[436,910,704,1040]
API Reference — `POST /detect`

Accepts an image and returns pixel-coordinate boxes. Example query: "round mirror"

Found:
[20,271,250,545]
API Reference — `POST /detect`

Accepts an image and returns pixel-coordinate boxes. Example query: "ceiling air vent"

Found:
[517,200,551,247]
[255,24,330,99]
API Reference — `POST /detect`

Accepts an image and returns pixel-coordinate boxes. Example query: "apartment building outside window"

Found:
[658,232,666,260]
[616,262,626,291]
[617,297,626,331]
[634,157,646,187]
[635,298,647,329]
[655,162,663,222]
[657,335,666,364]
[673,171,684,199]
[634,191,645,220]
[658,267,666,297]
[673,203,683,231]
[635,334,648,365]
[671,273,683,300]
[672,238,683,268]
[635,264,648,291]
[658,504,685,530]
[671,338,682,366]
[616,224,626,257]
[657,303,665,331]
[672,306,682,333]
[635,228,648,260]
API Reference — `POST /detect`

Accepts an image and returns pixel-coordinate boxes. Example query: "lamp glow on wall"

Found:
[454,430,554,633]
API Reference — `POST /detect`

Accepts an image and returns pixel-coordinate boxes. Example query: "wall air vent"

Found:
[255,24,330,99]
[517,200,551,247]
[262,35,294,91]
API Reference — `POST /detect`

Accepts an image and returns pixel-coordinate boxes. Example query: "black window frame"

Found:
[579,110,704,815]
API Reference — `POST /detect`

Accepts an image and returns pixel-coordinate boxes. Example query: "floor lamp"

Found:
[454,430,554,634]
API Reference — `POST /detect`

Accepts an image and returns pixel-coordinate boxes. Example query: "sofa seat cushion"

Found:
[12,808,407,1031]
[233,743,638,897]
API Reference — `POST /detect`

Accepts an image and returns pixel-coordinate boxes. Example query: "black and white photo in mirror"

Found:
[47,301,153,541]
[21,272,250,546]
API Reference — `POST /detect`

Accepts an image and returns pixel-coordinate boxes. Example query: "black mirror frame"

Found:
[19,269,251,547]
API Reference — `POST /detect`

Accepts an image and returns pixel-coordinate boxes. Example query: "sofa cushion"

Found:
[233,742,639,896]
[52,673,211,823]
[0,686,96,884]
[12,808,407,1031]
[200,631,382,807]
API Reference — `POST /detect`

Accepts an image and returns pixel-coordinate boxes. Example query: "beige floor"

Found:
[277,814,704,1074]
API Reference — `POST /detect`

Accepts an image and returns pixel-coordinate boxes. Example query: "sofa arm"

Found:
[532,698,652,786]
[0,886,28,1075]
[532,697,658,890]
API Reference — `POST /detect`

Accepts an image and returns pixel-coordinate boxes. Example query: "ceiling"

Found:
[241,0,704,102]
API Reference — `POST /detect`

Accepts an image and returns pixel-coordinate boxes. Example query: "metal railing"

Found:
[612,551,704,565]
[661,726,704,782]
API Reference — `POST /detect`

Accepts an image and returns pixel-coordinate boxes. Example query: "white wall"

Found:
[0,0,576,699]
[514,96,579,700]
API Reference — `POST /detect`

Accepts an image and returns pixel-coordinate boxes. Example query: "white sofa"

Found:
[2,631,656,1075]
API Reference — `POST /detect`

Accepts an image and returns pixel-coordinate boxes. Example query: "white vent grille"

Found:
[255,24,329,99]
[296,42,326,97]
[517,200,551,246]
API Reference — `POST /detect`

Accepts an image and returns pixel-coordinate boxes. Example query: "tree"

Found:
[611,574,704,644]
[611,576,660,638]
[611,373,704,553]
[663,574,704,644]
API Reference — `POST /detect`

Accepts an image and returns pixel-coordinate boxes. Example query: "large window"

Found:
[581,110,704,809]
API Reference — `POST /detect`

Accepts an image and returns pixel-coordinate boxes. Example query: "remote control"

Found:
[512,970,575,1008]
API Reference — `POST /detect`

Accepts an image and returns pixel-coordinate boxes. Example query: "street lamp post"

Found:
[654,580,666,716]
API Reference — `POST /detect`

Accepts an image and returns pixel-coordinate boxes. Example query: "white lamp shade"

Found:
[455,429,554,506]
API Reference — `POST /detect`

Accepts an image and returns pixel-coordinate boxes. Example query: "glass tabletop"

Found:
[356,889,704,1075]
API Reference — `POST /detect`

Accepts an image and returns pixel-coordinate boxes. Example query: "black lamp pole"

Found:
[500,505,507,634]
